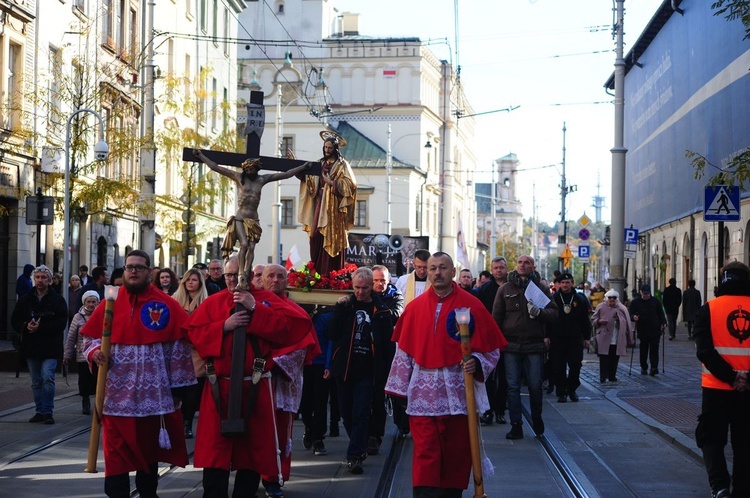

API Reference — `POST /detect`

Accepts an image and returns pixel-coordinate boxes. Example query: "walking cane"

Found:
[662,325,666,374]
[85,285,119,473]
[455,308,486,498]
[629,325,636,376]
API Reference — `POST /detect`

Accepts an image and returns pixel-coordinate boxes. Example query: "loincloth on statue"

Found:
[221,216,262,259]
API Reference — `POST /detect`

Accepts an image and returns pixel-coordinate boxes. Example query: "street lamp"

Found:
[63,109,109,315]
[386,125,433,234]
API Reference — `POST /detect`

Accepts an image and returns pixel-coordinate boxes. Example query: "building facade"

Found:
[608,0,750,300]
[236,0,480,273]
[1,0,244,337]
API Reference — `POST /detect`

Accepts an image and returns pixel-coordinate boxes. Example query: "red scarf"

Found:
[82,284,189,345]
[394,283,507,368]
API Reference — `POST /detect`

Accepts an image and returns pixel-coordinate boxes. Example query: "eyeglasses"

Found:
[209,267,222,272]
[607,297,617,300]
[124,264,149,273]
[223,272,239,280]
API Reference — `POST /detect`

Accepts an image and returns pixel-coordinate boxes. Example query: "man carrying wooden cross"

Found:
[192,149,311,288]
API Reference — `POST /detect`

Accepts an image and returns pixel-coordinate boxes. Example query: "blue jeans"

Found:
[504,352,544,424]
[26,358,57,415]
[337,376,373,460]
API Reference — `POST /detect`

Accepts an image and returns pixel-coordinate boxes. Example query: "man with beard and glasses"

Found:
[192,149,311,287]
[82,250,196,498]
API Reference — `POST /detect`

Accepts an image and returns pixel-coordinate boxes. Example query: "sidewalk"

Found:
[579,323,703,460]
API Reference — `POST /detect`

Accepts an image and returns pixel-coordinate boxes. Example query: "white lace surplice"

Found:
[271,348,306,413]
[84,337,196,417]
[385,347,500,416]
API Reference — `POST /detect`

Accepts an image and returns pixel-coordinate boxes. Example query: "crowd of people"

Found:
[12,248,748,498]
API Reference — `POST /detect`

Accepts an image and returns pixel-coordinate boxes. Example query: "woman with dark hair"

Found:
[155,268,179,295]
[172,268,209,438]
[109,267,124,286]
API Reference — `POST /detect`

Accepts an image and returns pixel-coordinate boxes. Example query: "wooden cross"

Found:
[181,90,321,175]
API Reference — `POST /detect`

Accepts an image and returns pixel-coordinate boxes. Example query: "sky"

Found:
[338,0,664,226]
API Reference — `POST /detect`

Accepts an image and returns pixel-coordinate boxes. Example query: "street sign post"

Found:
[25,195,55,225]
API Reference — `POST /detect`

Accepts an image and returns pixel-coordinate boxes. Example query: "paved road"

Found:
[0,326,715,496]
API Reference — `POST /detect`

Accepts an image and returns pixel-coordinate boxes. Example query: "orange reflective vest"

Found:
[702,296,750,390]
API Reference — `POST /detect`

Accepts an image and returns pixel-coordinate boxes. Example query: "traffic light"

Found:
[206,240,214,259]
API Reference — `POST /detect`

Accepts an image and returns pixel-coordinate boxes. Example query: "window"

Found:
[281,199,294,226]
[212,0,218,45]
[281,136,294,156]
[223,8,229,56]
[184,54,191,99]
[354,199,367,227]
[74,0,86,15]
[129,7,138,62]
[211,77,217,130]
[223,87,228,131]
[103,0,113,45]
[49,46,63,138]
[198,66,206,125]
[3,42,22,130]
[200,0,207,33]
[116,0,124,53]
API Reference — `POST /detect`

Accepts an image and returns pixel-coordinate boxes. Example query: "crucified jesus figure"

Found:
[193,149,311,289]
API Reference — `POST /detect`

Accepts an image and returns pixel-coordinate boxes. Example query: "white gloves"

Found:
[527,302,540,319]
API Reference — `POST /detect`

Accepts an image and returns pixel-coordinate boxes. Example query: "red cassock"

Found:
[82,284,193,476]
[187,288,311,473]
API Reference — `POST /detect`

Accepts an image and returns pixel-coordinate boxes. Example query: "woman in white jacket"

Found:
[63,290,100,414]
[591,289,634,383]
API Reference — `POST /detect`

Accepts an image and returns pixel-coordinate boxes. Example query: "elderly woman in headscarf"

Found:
[64,290,101,415]
[591,289,634,383]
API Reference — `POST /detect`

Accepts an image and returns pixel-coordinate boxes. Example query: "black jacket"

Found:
[474,279,502,313]
[662,285,682,315]
[629,296,667,338]
[549,290,592,340]
[377,283,404,327]
[327,292,394,383]
[11,289,67,359]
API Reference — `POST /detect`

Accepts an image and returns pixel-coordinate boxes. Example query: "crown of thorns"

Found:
[241,158,261,170]
[319,130,347,148]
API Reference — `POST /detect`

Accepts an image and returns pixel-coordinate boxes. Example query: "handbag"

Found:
[588,334,598,354]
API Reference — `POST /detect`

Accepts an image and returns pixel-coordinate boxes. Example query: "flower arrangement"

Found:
[287,262,359,291]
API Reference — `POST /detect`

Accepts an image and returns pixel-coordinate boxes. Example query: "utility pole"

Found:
[272,83,283,264]
[386,124,392,235]
[139,0,156,259]
[490,163,496,260]
[559,122,568,271]
[609,0,627,296]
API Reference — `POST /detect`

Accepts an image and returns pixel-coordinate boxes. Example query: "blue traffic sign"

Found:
[704,185,740,222]
[578,228,590,241]
[624,228,639,245]
[578,245,590,259]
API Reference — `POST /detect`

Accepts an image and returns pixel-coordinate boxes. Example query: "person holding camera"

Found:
[11,265,68,424]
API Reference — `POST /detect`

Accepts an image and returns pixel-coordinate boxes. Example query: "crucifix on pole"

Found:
[184,90,317,437]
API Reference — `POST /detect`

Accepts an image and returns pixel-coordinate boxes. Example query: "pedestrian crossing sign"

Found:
[704,185,740,222]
